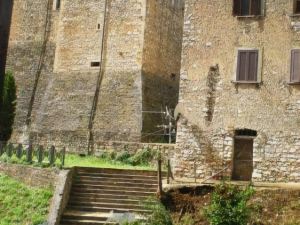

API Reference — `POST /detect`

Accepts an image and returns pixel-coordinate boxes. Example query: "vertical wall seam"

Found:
[25,0,52,128]
[87,0,110,153]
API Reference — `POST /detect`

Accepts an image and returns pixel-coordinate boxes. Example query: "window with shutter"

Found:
[233,0,262,16]
[291,50,300,83]
[236,50,259,82]
[294,0,300,14]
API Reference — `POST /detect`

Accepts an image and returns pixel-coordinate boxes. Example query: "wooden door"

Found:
[232,138,253,181]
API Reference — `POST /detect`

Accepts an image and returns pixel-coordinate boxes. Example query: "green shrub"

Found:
[0,71,16,141]
[115,150,131,164]
[204,183,254,225]
[180,214,195,225]
[128,148,156,166]
[143,198,173,225]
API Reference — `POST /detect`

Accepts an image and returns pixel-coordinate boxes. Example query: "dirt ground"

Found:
[162,186,300,225]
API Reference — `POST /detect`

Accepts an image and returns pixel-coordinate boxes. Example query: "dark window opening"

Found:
[236,50,259,82]
[91,61,100,67]
[233,0,262,16]
[294,0,300,14]
[55,0,61,10]
[290,49,300,83]
[171,73,176,81]
[235,129,257,137]
[97,24,101,30]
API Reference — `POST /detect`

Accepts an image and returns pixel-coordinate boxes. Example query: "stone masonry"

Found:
[173,0,300,183]
[4,0,184,149]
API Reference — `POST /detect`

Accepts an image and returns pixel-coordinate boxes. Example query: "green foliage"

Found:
[128,148,157,166]
[204,183,255,225]
[0,71,17,141]
[115,150,131,163]
[98,148,157,167]
[65,153,154,170]
[0,174,52,225]
[143,199,173,225]
[179,214,195,225]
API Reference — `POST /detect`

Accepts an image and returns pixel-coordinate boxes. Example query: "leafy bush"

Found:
[128,148,156,166]
[204,182,254,225]
[0,71,17,141]
[115,150,131,164]
[143,198,173,225]
[99,148,157,167]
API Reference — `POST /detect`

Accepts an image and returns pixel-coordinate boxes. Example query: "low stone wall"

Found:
[0,162,59,188]
[48,169,74,225]
[94,141,175,156]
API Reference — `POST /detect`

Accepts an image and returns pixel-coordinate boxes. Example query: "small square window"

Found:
[91,61,100,67]
[290,49,300,83]
[54,0,60,10]
[236,50,259,82]
[294,0,300,14]
[233,0,262,17]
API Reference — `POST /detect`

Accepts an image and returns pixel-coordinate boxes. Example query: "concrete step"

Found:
[72,184,157,192]
[74,179,158,188]
[76,167,158,176]
[69,192,151,200]
[75,176,158,185]
[76,172,157,181]
[71,188,156,196]
[60,168,159,225]
[66,205,151,214]
[68,201,146,210]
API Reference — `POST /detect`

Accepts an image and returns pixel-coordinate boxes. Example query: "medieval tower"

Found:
[2,0,184,150]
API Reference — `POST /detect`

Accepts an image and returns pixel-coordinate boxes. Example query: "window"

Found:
[236,50,259,82]
[55,0,60,10]
[294,0,300,14]
[91,61,100,67]
[233,0,262,16]
[290,49,300,83]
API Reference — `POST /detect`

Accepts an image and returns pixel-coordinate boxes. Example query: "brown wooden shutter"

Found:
[251,0,261,15]
[248,51,258,81]
[237,50,258,82]
[233,0,241,16]
[291,50,300,82]
[237,51,247,81]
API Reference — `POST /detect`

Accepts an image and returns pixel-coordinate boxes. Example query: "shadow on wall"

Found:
[0,0,14,99]
[190,124,230,179]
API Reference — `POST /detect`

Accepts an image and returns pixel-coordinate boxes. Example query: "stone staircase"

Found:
[59,167,159,225]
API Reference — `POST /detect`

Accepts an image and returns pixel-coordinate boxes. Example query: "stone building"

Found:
[3,0,184,148]
[173,0,300,182]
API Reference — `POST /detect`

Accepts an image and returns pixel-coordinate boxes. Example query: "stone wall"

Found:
[0,162,59,188]
[141,0,184,139]
[174,0,300,182]
[6,0,59,143]
[94,141,175,155]
[5,0,183,146]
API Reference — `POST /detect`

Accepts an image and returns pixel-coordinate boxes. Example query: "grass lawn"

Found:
[64,154,156,171]
[0,174,53,225]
